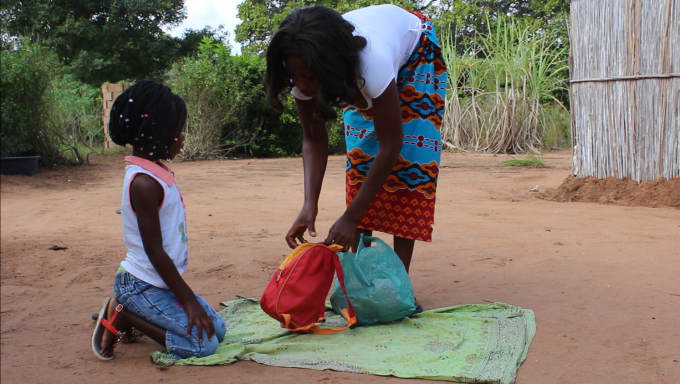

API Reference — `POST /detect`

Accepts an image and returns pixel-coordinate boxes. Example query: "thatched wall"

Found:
[570,0,679,182]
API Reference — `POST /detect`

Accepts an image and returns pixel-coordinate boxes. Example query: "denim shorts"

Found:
[113,270,226,359]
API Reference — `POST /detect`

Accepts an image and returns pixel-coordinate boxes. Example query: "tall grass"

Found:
[440,17,570,153]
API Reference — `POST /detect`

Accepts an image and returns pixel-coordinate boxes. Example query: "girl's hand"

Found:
[285,206,318,249]
[184,297,216,342]
[325,214,358,251]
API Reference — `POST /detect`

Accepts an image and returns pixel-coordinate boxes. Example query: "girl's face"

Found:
[284,56,319,98]
[167,132,185,161]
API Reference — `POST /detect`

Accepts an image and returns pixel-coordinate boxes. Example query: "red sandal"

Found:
[91,297,127,361]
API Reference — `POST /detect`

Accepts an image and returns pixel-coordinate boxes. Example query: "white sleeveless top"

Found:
[120,157,188,289]
[291,4,422,109]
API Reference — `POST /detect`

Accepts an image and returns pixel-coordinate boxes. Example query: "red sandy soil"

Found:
[1,150,679,384]
[541,175,680,208]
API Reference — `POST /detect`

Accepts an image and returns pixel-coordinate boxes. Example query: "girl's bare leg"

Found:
[100,298,167,358]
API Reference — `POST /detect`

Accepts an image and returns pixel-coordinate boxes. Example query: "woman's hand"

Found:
[285,205,318,249]
[183,297,216,342]
[325,214,359,251]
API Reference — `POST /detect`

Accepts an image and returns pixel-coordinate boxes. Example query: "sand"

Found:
[1,150,679,384]
[542,175,680,208]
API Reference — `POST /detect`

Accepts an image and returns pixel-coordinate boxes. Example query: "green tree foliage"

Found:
[235,0,569,56]
[435,1,569,55]
[0,38,101,164]
[1,0,187,84]
[0,39,52,158]
[236,0,428,55]
[171,38,241,160]
[176,26,230,58]
[172,38,344,158]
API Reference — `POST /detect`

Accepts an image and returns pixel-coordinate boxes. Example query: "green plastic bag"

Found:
[330,234,416,325]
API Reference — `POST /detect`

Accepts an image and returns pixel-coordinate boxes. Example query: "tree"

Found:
[235,0,429,55]
[1,0,187,84]
[235,0,568,56]
[176,26,230,58]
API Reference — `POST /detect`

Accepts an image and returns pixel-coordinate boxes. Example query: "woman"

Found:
[264,5,447,296]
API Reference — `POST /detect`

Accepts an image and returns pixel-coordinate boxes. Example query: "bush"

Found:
[172,38,345,160]
[1,40,53,158]
[220,55,302,158]
[1,39,102,165]
[440,17,571,154]
[223,57,346,157]
[171,38,241,160]
[45,75,103,164]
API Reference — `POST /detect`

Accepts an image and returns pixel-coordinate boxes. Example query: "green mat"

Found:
[151,297,536,384]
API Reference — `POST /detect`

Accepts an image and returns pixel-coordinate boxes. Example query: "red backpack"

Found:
[260,242,357,334]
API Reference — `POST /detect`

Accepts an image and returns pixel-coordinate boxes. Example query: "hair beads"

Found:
[107,80,187,160]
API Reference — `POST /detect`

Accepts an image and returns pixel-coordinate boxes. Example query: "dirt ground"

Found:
[2,150,679,384]
[542,175,680,208]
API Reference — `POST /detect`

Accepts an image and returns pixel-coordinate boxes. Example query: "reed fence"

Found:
[570,0,679,182]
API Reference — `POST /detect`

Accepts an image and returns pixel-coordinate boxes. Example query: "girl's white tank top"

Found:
[120,162,188,289]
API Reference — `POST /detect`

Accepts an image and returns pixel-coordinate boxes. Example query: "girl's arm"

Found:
[325,80,403,250]
[130,174,215,341]
[285,97,329,248]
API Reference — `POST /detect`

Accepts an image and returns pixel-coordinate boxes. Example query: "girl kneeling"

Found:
[92,80,226,360]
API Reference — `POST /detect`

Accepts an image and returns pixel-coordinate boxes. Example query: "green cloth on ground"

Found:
[151,297,536,384]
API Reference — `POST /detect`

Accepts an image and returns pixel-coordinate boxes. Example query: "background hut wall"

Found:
[101,83,128,149]
[570,0,679,182]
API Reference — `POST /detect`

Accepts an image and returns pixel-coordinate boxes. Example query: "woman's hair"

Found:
[108,80,187,160]
[264,6,367,120]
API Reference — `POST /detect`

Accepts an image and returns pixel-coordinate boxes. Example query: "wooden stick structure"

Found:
[570,0,679,182]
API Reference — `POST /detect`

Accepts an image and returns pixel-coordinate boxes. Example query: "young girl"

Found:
[91,80,226,360]
[265,5,447,306]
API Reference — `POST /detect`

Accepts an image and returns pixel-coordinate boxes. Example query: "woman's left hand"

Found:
[325,214,358,251]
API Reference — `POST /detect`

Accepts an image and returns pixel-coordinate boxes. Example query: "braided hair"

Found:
[108,80,187,160]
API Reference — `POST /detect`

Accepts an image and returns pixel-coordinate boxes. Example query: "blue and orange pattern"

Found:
[344,13,447,242]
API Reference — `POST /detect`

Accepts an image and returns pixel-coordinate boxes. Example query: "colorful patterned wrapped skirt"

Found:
[344,13,447,242]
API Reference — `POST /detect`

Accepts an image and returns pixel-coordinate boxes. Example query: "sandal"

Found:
[91,297,126,361]
[91,312,138,343]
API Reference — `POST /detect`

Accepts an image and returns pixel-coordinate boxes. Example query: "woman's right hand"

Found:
[285,206,318,249]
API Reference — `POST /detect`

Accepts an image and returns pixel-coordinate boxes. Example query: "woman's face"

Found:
[284,56,319,98]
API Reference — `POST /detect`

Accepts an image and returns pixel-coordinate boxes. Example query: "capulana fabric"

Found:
[152,297,537,384]
[344,9,447,242]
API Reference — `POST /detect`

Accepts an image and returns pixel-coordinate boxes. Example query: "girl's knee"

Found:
[196,335,220,357]
[213,317,227,342]
[167,330,221,359]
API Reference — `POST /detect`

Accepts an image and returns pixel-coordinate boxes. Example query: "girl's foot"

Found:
[92,297,131,360]
[91,312,138,343]
[101,298,130,358]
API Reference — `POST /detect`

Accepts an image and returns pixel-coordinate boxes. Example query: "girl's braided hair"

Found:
[264,6,367,121]
[108,80,187,160]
